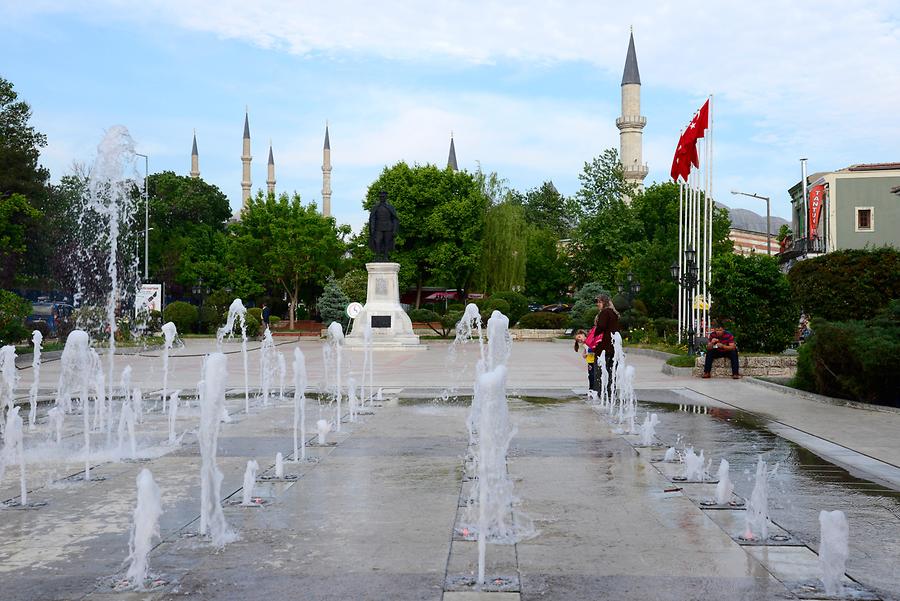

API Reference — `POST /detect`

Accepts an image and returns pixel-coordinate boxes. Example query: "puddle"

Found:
[639,399,900,598]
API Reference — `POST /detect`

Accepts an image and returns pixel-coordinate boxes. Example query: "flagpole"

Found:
[707,94,714,335]
[677,179,684,344]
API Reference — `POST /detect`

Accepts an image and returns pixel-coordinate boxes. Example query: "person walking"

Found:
[261,303,271,330]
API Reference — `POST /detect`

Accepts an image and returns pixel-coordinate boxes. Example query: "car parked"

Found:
[26,301,74,338]
[541,303,572,313]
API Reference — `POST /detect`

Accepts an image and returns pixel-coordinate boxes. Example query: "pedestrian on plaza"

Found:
[261,303,271,330]
[592,294,620,397]
[702,322,740,379]
[574,329,596,390]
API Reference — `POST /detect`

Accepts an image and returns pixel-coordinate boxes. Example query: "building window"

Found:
[856,207,874,232]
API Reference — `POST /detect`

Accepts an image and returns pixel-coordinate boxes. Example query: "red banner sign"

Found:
[808,184,825,239]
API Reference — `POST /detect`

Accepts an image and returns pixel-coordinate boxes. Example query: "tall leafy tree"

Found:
[0,194,41,287]
[145,171,233,295]
[524,226,570,303]
[233,191,344,329]
[477,200,527,294]
[364,163,487,306]
[522,180,576,236]
[0,77,49,202]
[575,148,636,217]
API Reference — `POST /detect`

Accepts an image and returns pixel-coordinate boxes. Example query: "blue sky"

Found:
[3,1,899,232]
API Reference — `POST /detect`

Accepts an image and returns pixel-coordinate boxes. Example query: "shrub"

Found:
[0,290,30,345]
[147,310,162,333]
[490,291,528,325]
[476,298,510,324]
[269,316,281,328]
[647,318,678,342]
[408,308,440,324]
[247,307,262,324]
[570,306,598,331]
[620,309,648,336]
[794,316,899,407]
[788,247,900,321]
[517,311,570,329]
[198,305,219,334]
[447,302,465,313]
[163,301,198,335]
[612,293,631,312]
[711,253,796,353]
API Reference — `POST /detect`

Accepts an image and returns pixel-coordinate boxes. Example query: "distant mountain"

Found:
[715,202,789,234]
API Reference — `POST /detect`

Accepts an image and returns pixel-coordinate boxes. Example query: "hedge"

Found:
[163,301,198,335]
[794,310,899,407]
[489,291,528,325]
[517,311,569,329]
[788,247,900,321]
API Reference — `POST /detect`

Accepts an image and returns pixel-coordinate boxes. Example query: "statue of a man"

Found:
[368,190,399,261]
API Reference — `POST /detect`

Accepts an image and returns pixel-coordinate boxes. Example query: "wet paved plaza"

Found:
[3,339,899,600]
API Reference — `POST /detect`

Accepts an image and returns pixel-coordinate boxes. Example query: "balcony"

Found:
[777,236,826,262]
[616,115,647,130]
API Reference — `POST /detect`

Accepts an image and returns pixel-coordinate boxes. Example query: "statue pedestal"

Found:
[345,262,424,350]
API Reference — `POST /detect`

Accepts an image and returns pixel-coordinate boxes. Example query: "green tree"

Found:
[477,200,526,293]
[710,253,796,353]
[0,77,49,202]
[522,180,575,236]
[0,289,30,345]
[575,148,636,217]
[0,194,41,287]
[233,191,344,330]
[524,226,570,303]
[146,171,233,295]
[338,269,369,304]
[627,182,732,317]
[317,277,350,328]
[364,163,487,306]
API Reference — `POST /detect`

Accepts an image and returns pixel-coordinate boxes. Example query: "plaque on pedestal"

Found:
[345,262,424,350]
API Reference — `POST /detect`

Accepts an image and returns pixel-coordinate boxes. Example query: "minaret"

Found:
[266,141,276,196]
[240,110,252,210]
[321,123,332,217]
[447,134,458,172]
[190,130,200,179]
[616,30,648,197]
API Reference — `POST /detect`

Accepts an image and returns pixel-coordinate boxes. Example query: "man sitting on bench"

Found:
[702,322,741,379]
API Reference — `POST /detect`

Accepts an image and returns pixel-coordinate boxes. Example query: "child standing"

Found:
[574,329,596,391]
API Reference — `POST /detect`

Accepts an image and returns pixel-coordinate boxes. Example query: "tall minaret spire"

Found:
[616,30,648,198]
[266,140,276,196]
[190,129,200,179]
[321,122,332,217]
[241,109,252,211]
[447,133,458,172]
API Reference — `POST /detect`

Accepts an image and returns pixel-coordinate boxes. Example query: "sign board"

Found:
[346,302,363,319]
[371,315,392,328]
[692,294,710,310]
[135,284,163,313]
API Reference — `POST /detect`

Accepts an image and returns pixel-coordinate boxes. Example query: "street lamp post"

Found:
[135,153,149,279]
[671,247,700,355]
[617,271,641,303]
[192,278,210,334]
[731,189,772,255]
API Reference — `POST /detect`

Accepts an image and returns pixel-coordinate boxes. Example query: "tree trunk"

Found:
[415,272,423,309]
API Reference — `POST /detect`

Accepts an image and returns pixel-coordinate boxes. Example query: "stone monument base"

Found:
[345,262,425,351]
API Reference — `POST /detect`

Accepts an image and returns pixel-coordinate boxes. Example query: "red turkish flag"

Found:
[671,99,710,181]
